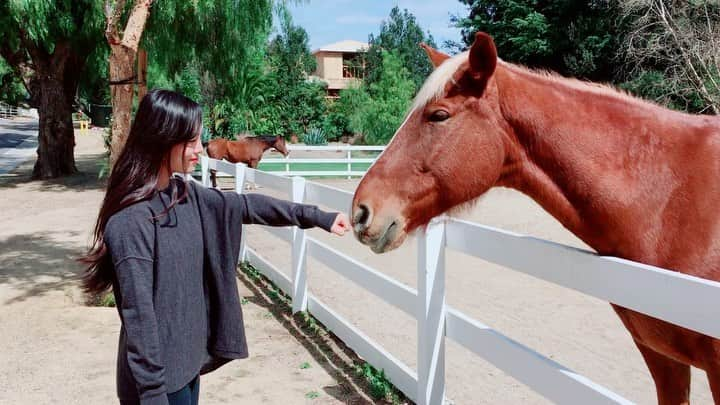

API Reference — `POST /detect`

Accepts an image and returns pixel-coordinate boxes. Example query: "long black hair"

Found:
[80,89,203,295]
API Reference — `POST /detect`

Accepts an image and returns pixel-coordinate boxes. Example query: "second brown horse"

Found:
[205,134,289,188]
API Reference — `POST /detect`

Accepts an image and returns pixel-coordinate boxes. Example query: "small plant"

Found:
[355,363,398,402]
[240,297,249,305]
[98,125,113,179]
[100,292,116,307]
[305,391,320,399]
[301,127,327,145]
[88,291,116,307]
[299,362,311,369]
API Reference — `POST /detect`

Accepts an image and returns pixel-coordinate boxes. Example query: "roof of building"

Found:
[312,40,369,54]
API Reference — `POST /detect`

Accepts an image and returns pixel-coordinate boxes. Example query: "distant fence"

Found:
[200,156,720,405]
[261,144,385,178]
[201,144,386,179]
[0,102,19,119]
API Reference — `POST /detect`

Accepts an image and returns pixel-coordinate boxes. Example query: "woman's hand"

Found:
[330,213,351,236]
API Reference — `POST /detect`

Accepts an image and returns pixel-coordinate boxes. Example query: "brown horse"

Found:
[351,32,720,404]
[205,134,288,188]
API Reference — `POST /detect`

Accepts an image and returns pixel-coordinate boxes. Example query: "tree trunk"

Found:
[105,0,154,165]
[108,46,136,164]
[26,41,84,179]
[32,77,77,179]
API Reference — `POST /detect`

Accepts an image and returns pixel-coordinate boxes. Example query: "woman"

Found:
[80,89,350,405]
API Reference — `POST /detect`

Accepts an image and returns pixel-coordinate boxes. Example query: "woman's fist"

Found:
[330,213,351,236]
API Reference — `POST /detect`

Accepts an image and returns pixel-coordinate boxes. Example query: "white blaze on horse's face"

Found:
[352,33,509,253]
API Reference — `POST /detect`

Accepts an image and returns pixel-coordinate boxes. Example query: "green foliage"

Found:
[620,70,706,113]
[304,391,320,399]
[0,58,27,105]
[0,0,105,52]
[451,0,625,81]
[144,0,274,104]
[301,127,327,145]
[78,42,110,105]
[100,292,116,307]
[348,51,415,145]
[365,6,437,89]
[299,362,311,369]
[265,9,327,137]
[354,363,399,402]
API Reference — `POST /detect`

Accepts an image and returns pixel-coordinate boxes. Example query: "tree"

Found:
[365,6,438,89]
[620,0,720,114]
[105,0,276,161]
[0,0,105,178]
[266,7,327,137]
[450,0,625,81]
[349,51,416,145]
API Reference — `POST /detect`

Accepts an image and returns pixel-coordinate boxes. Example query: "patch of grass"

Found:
[240,297,249,305]
[87,291,116,307]
[299,362,311,369]
[355,363,400,403]
[100,292,116,307]
[305,390,320,399]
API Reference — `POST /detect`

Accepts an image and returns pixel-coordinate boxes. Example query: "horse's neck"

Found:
[493,65,714,259]
[256,138,274,151]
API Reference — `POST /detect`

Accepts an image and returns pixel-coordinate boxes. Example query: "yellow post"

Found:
[79,120,89,135]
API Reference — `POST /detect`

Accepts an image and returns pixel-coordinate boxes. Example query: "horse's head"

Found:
[273,135,289,157]
[352,32,510,253]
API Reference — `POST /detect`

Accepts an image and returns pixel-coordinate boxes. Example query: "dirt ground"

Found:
[0,127,714,404]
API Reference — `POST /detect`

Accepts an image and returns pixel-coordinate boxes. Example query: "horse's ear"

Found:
[468,32,497,83]
[420,42,449,68]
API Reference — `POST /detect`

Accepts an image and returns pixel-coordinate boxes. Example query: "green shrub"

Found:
[301,127,327,145]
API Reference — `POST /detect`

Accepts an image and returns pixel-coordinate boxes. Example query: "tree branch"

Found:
[121,0,154,52]
[105,0,127,45]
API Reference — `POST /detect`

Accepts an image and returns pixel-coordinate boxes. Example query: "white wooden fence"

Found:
[200,155,720,405]
[261,144,385,178]
[0,102,19,119]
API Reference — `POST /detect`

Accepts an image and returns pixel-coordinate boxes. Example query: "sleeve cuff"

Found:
[316,210,337,232]
[140,392,169,405]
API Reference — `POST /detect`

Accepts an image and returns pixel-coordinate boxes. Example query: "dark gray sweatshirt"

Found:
[103,178,337,405]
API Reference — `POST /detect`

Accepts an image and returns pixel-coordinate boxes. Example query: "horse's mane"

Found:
[411,50,668,114]
[236,133,279,143]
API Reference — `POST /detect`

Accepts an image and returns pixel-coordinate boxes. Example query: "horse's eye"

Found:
[429,110,450,122]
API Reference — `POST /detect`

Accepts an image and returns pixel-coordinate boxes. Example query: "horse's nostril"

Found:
[353,203,373,230]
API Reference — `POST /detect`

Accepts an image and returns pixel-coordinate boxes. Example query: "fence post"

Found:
[285,153,290,176]
[200,155,210,187]
[417,217,447,405]
[291,176,308,313]
[234,163,248,262]
[347,149,352,179]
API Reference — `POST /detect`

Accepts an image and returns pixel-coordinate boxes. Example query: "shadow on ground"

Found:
[237,267,410,405]
[0,232,84,305]
[0,152,107,192]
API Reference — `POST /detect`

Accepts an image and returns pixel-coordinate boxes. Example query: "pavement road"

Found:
[0,119,39,175]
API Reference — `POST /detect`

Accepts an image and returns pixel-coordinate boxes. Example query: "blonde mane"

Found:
[410,51,469,111]
[408,50,660,114]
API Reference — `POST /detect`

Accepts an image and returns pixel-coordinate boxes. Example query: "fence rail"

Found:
[200,155,720,405]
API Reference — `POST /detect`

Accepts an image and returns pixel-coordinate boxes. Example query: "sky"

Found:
[284,0,470,52]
